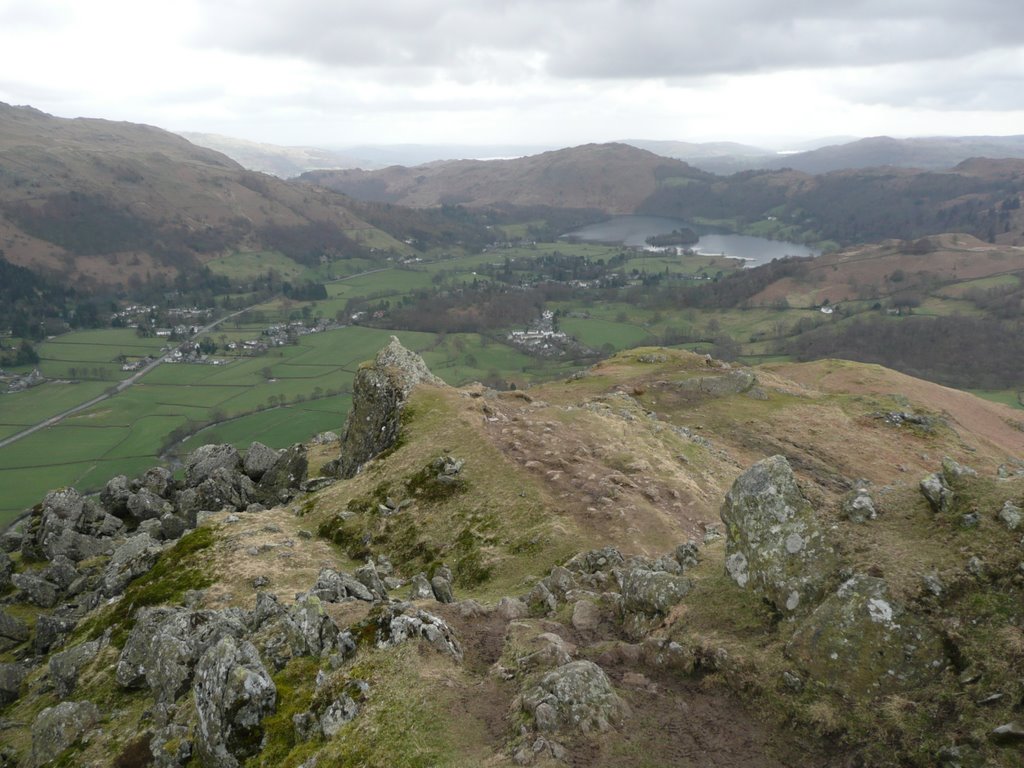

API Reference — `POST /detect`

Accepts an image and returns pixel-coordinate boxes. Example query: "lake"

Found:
[561,215,817,267]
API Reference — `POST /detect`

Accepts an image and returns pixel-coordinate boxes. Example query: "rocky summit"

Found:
[2,344,1024,767]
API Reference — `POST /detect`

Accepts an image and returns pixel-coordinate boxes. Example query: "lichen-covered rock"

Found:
[505,624,574,674]
[720,455,837,613]
[30,700,100,768]
[0,662,28,705]
[842,487,877,523]
[335,337,445,478]
[920,472,953,513]
[116,607,248,705]
[102,533,163,596]
[251,593,343,670]
[519,660,627,735]
[407,572,434,600]
[998,500,1022,531]
[193,636,276,768]
[615,567,691,616]
[185,443,242,487]
[33,615,76,654]
[370,603,463,661]
[308,567,374,603]
[0,609,29,652]
[140,466,176,498]
[49,639,101,699]
[354,561,388,601]
[11,572,60,608]
[256,443,308,502]
[243,441,280,482]
[431,574,454,604]
[101,474,132,517]
[128,487,174,521]
[786,574,947,695]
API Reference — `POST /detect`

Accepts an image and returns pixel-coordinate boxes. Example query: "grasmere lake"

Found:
[562,215,817,267]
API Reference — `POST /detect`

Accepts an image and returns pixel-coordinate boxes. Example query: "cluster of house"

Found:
[1,368,45,394]
[506,310,591,357]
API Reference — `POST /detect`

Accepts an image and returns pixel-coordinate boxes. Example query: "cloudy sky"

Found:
[1,0,1022,150]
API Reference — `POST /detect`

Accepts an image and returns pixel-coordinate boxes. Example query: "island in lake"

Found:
[645,227,699,247]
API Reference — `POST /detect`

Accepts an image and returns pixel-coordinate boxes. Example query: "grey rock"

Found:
[991,722,1024,742]
[0,662,28,705]
[138,518,165,540]
[354,561,388,600]
[616,568,691,616]
[101,474,132,517]
[30,700,100,768]
[431,575,454,604]
[519,660,627,735]
[43,554,79,590]
[507,628,574,674]
[0,609,29,651]
[40,526,112,563]
[102,533,163,596]
[33,615,77,654]
[407,572,434,600]
[335,337,445,478]
[160,512,189,541]
[116,607,248,705]
[185,443,242,487]
[546,566,577,598]
[11,572,59,608]
[496,596,529,621]
[309,567,374,603]
[372,603,463,661]
[311,431,340,445]
[49,639,101,699]
[243,441,280,482]
[1,529,24,552]
[571,599,604,635]
[140,466,176,498]
[920,472,952,513]
[526,581,557,616]
[193,636,276,768]
[565,547,625,574]
[998,501,1022,531]
[256,444,308,502]
[150,723,193,768]
[720,455,837,613]
[252,593,343,671]
[320,695,360,737]
[128,488,174,521]
[0,550,12,589]
[842,488,877,523]
[786,574,947,695]
[292,711,319,742]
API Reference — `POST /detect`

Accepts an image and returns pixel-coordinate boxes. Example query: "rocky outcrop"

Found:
[0,609,29,652]
[251,592,349,670]
[30,700,100,767]
[255,443,308,503]
[720,455,837,613]
[333,337,445,478]
[920,457,977,514]
[518,660,627,735]
[185,443,243,487]
[116,607,248,705]
[192,636,276,768]
[102,533,164,596]
[786,574,947,695]
[0,662,28,705]
[243,441,280,481]
[369,603,463,661]
[49,639,101,699]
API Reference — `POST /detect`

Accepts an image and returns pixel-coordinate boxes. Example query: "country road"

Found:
[0,267,390,451]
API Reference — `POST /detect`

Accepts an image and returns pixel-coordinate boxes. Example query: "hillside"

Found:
[177,133,369,178]
[3,340,1024,766]
[0,103,400,289]
[301,143,705,212]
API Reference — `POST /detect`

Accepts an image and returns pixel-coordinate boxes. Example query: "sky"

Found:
[1,0,1023,150]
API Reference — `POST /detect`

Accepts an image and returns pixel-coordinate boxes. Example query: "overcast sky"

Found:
[1,0,1022,150]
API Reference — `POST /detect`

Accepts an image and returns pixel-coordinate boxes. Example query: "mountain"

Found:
[178,132,370,178]
[301,142,705,212]
[0,103,397,290]
[2,339,1024,766]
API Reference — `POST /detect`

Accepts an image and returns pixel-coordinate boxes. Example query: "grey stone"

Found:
[720,455,837,614]
[185,443,242,487]
[293,711,319,742]
[998,501,1022,531]
[526,581,557,616]
[101,474,132,517]
[496,596,529,621]
[140,466,176,498]
[842,488,877,523]
[116,606,248,705]
[320,695,360,737]
[160,513,189,541]
[0,662,28,705]
[571,600,603,634]
[193,636,276,768]
[786,574,947,695]
[11,572,59,608]
[991,722,1024,742]
[335,337,445,479]
[102,533,163,596]
[371,603,463,661]
[252,593,343,671]
[128,488,174,521]
[30,700,100,768]
[243,441,280,482]
[354,561,388,600]
[256,443,308,503]
[49,639,101,699]
[615,568,691,616]
[431,575,454,604]
[920,472,952,513]
[309,567,374,603]
[407,572,434,600]
[2,529,25,552]
[0,609,29,651]
[519,660,627,735]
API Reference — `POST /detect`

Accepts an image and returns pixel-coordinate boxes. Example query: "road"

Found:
[0,267,391,451]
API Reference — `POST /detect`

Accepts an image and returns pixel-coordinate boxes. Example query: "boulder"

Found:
[335,337,445,478]
[140,466,176,498]
[615,567,691,616]
[920,473,953,513]
[256,444,308,502]
[49,639,101,699]
[370,603,463,661]
[251,593,344,670]
[33,615,77,654]
[243,441,280,482]
[842,488,877,523]
[127,488,174,521]
[354,561,388,601]
[0,550,12,591]
[192,636,276,768]
[185,444,242,487]
[786,574,947,695]
[30,700,100,768]
[11,572,59,608]
[430,574,454,604]
[308,567,374,603]
[0,662,28,705]
[519,660,627,735]
[998,501,1022,531]
[100,475,132,517]
[720,455,837,613]
[102,533,163,596]
[407,572,434,600]
[0,609,29,652]
[116,607,248,704]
